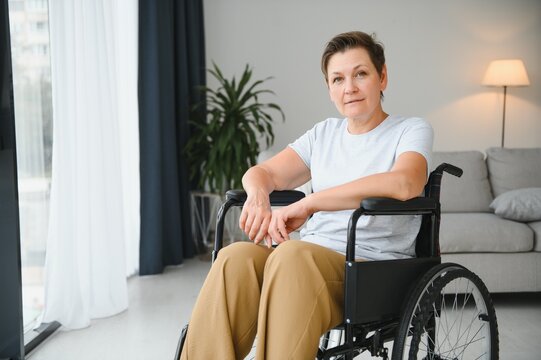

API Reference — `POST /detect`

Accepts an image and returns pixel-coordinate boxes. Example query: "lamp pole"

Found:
[501,85,507,148]
[483,59,530,148]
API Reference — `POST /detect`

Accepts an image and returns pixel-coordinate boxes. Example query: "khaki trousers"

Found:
[180,240,346,360]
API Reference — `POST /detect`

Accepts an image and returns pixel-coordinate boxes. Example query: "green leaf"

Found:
[183,62,285,194]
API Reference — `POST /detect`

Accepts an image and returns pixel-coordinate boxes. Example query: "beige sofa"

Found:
[435,148,541,293]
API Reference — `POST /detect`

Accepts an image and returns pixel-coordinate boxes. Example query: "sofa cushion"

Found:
[528,221,541,251]
[490,188,541,222]
[440,213,533,253]
[486,147,541,197]
[432,151,493,212]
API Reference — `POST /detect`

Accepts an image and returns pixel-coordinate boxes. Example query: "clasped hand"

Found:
[238,192,311,247]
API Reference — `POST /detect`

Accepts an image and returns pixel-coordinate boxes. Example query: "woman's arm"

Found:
[305,151,427,212]
[239,147,311,245]
[267,151,428,243]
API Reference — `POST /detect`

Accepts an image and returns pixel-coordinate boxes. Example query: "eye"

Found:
[355,71,367,78]
[332,76,343,84]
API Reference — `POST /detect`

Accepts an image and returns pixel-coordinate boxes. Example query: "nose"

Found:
[344,77,358,94]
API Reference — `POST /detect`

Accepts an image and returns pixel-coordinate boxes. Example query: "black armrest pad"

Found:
[434,162,463,177]
[225,190,305,206]
[361,197,437,213]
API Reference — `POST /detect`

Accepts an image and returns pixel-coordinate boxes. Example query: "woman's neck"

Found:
[347,109,388,135]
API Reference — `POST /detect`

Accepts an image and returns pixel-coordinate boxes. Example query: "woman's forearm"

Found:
[302,152,428,214]
[241,166,276,196]
[303,170,423,214]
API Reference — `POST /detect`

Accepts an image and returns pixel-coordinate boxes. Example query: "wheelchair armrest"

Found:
[213,189,306,261]
[434,162,463,178]
[225,189,305,206]
[346,197,439,260]
[360,197,438,214]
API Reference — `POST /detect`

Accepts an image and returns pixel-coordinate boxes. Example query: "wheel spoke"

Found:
[456,324,487,359]
[394,267,497,360]
[451,279,474,358]
[451,308,482,354]
[440,292,456,352]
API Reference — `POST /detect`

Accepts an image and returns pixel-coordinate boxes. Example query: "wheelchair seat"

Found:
[175,163,499,360]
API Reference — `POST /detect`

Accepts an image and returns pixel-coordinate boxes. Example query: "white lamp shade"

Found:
[482,59,530,87]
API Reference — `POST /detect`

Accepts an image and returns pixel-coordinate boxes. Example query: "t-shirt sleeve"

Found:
[396,118,434,174]
[288,124,318,169]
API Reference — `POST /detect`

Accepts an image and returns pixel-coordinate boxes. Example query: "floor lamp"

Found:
[482,59,530,148]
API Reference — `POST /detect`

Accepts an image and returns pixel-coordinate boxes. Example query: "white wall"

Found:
[204,0,541,153]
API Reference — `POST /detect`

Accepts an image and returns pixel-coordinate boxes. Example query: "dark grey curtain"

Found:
[138,0,206,275]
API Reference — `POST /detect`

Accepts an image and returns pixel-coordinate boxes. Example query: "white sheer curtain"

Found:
[115,0,140,278]
[42,0,139,329]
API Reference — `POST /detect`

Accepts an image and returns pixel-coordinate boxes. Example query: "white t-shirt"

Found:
[289,115,433,260]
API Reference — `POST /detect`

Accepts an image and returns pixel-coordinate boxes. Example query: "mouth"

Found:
[345,99,364,105]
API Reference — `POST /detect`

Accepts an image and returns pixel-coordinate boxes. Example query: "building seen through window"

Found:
[8,0,52,332]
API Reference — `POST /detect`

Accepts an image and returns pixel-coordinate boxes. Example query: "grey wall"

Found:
[204,0,541,154]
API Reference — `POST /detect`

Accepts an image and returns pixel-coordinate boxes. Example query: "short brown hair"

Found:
[321,31,385,82]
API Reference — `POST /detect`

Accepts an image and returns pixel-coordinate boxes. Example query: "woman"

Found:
[181,31,433,359]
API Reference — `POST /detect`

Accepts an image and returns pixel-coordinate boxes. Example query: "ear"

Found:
[380,64,388,91]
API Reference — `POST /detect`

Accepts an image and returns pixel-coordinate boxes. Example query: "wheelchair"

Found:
[175,163,499,359]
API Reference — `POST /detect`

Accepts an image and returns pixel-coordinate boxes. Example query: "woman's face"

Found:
[326,47,387,122]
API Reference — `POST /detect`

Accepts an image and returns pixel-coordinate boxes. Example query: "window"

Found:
[26,0,46,11]
[8,0,52,334]
[9,0,24,11]
[30,21,46,32]
[31,44,47,55]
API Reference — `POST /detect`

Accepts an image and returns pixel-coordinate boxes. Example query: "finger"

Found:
[274,232,285,244]
[267,216,279,243]
[260,234,270,247]
[239,207,248,230]
[266,235,273,248]
[248,213,265,240]
[253,215,271,245]
[272,221,287,244]
[276,215,290,242]
[243,212,255,236]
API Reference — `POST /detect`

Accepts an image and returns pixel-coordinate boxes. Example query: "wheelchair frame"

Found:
[176,163,499,360]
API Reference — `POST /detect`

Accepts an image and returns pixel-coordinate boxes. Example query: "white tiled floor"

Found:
[27,257,541,360]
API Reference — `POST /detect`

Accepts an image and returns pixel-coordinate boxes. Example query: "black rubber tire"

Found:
[392,263,499,360]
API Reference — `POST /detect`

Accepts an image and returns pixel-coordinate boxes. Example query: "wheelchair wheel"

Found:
[173,324,188,360]
[392,263,498,360]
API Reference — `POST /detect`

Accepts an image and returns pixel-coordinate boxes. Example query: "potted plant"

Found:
[185,63,285,195]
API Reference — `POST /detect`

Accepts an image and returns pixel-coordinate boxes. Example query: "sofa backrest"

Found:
[486,147,541,197]
[432,151,493,212]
